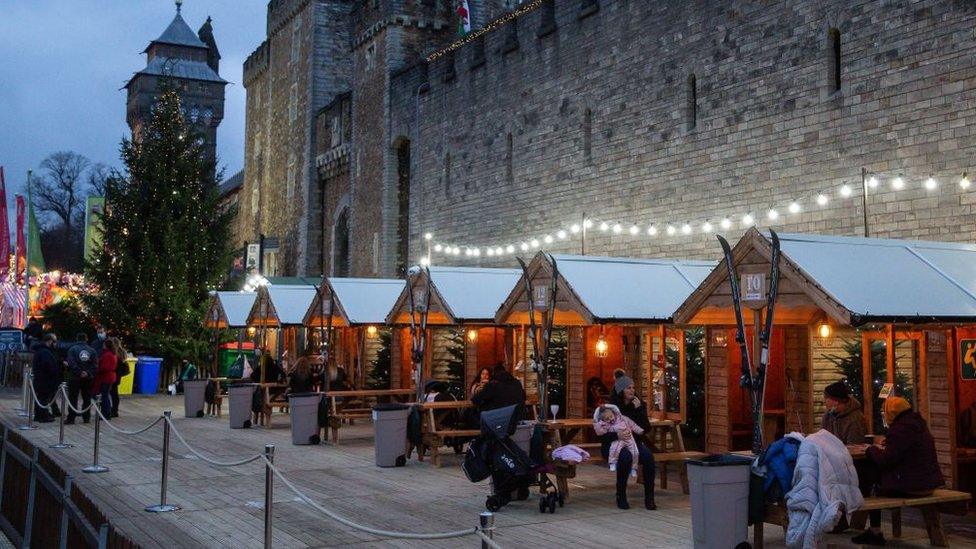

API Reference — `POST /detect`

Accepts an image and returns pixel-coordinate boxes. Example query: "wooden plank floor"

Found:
[2,390,973,548]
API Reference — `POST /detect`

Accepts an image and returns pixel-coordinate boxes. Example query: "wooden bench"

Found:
[416,401,480,467]
[205,377,229,417]
[326,389,415,444]
[753,489,971,548]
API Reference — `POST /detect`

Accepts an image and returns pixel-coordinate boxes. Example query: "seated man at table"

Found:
[850,397,945,546]
[601,376,656,511]
[821,381,867,445]
[471,364,525,414]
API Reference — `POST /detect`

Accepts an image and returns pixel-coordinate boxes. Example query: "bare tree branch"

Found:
[86,162,111,196]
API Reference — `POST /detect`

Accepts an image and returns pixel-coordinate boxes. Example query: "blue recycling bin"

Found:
[134,357,164,394]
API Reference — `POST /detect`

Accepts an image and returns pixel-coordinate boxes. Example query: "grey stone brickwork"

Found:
[245,0,976,277]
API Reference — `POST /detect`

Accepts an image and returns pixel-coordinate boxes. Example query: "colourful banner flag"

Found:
[0,168,10,279]
[14,195,25,282]
[456,0,471,36]
[27,197,44,277]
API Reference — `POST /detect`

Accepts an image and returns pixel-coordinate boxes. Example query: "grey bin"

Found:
[289,393,323,445]
[513,421,535,455]
[183,379,208,418]
[372,403,411,467]
[687,454,753,549]
[228,383,257,429]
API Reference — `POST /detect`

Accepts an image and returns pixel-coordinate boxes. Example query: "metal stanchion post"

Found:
[16,364,29,416]
[145,411,179,512]
[479,511,494,549]
[50,384,72,449]
[18,373,37,431]
[82,400,108,473]
[263,444,274,549]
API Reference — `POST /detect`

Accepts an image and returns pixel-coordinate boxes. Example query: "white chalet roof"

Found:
[552,254,715,321]
[774,232,976,321]
[430,266,522,322]
[214,291,256,328]
[329,278,404,325]
[254,285,318,326]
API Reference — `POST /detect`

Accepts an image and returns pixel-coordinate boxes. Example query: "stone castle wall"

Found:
[396,0,976,268]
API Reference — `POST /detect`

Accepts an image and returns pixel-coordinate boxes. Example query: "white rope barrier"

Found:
[165,417,263,467]
[92,406,164,436]
[27,377,59,412]
[263,456,495,543]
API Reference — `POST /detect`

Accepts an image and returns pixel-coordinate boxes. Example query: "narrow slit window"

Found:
[687,74,698,131]
[444,152,452,196]
[506,133,514,183]
[583,108,593,163]
[828,28,842,92]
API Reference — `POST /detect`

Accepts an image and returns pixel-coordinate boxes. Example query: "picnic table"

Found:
[416,400,480,467]
[540,417,706,499]
[255,383,289,427]
[325,389,415,444]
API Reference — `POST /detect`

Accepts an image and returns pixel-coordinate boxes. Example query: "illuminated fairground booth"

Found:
[674,228,976,492]
[203,290,257,377]
[494,252,713,423]
[246,284,318,376]
[303,277,403,389]
[386,266,522,397]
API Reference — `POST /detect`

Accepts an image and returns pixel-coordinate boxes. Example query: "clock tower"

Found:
[124,0,226,177]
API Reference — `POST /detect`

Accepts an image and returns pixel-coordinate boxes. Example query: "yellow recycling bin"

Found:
[118,357,137,395]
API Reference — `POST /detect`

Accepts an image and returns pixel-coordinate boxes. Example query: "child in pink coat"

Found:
[593,404,643,477]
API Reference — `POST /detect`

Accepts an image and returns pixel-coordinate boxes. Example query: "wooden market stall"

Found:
[303,277,404,388]
[674,228,976,492]
[385,266,522,395]
[204,291,257,377]
[494,252,714,421]
[246,283,318,375]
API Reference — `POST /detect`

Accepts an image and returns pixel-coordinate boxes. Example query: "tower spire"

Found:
[176,0,183,14]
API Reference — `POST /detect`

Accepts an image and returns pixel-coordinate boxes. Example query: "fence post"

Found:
[18,373,37,431]
[16,363,29,417]
[82,402,108,473]
[145,411,179,512]
[50,384,72,449]
[58,475,73,549]
[264,444,274,549]
[22,448,39,549]
[479,511,494,549]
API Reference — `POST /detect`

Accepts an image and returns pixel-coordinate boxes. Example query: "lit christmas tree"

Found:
[85,86,233,368]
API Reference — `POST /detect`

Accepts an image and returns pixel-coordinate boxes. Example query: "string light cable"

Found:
[426,172,970,260]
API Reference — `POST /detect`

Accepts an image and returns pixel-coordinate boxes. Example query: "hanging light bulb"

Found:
[720,217,731,230]
[742,213,755,226]
[583,219,593,229]
[647,225,658,235]
[366,325,379,338]
[530,239,540,248]
[520,242,529,251]
[681,223,692,234]
[464,248,472,256]
[840,184,852,197]
[506,245,515,254]
[496,247,504,255]
[434,244,443,252]
[419,257,431,266]
[557,230,567,239]
[612,223,622,234]
[867,176,879,188]
[467,329,478,342]
[816,193,828,206]
[595,334,609,358]
[627,225,637,235]
[817,321,832,339]
[666,225,676,235]
[702,221,713,233]
[424,232,433,240]
[891,176,905,190]
[788,201,801,214]
[767,209,779,220]
[960,173,970,189]
[543,234,553,244]
[570,224,581,234]
[486,248,494,257]
[925,176,938,190]
[599,222,609,232]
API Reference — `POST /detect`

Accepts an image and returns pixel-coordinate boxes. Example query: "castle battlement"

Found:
[243,40,270,86]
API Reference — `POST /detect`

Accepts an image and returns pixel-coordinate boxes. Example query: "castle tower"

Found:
[125,0,226,175]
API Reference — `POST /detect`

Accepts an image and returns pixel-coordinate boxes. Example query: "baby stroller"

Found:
[462,404,563,513]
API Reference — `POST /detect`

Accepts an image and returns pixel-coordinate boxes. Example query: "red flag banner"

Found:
[15,195,25,282]
[0,168,10,278]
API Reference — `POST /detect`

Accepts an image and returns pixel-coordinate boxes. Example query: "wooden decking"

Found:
[2,390,974,548]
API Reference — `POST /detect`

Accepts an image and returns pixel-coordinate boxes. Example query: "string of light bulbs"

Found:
[420,171,972,263]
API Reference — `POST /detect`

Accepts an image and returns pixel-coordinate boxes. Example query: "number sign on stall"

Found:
[741,272,766,309]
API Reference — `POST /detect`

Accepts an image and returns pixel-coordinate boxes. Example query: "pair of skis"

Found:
[716,230,781,455]
[406,265,433,402]
[516,254,558,422]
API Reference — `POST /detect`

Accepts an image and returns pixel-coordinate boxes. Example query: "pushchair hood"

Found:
[480,404,521,438]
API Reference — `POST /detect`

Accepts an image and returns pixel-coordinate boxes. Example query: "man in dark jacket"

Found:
[471,364,525,412]
[66,333,98,424]
[31,333,61,422]
[853,397,944,546]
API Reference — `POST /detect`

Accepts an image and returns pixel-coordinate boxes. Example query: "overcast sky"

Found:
[0,0,265,197]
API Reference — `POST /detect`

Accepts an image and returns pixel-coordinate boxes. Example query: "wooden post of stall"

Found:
[861,333,874,434]
[678,328,687,423]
